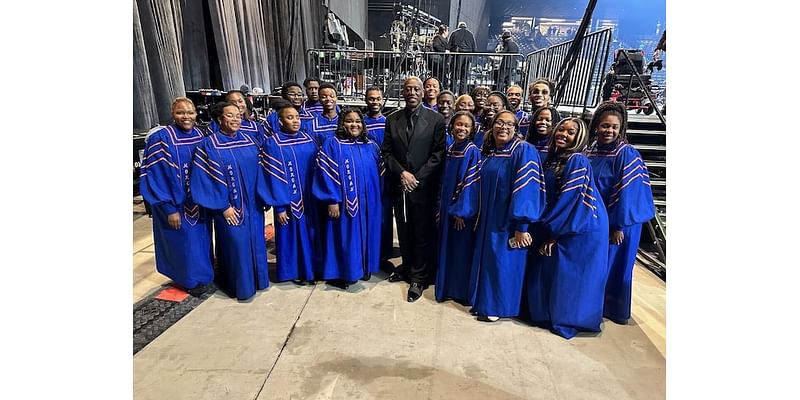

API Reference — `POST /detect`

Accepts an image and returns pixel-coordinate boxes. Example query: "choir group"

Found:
[139,76,655,339]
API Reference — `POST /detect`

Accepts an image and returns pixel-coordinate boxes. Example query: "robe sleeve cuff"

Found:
[158,203,179,215]
[516,222,529,232]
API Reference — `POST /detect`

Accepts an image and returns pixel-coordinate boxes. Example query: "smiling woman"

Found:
[435,111,481,305]
[586,101,656,325]
[189,101,273,301]
[467,110,546,322]
[524,117,610,339]
[139,97,214,296]
[259,102,320,286]
[312,108,383,288]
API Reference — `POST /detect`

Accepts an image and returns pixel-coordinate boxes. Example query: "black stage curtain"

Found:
[134,0,324,131]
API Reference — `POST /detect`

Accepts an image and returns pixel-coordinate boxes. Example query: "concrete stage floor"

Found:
[133,201,665,400]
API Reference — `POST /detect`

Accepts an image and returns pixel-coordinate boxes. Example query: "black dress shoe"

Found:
[388,271,405,282]
[407,282,424,303]
[360,272,372,281]
[186,284,208,297]
[327,279,350,290]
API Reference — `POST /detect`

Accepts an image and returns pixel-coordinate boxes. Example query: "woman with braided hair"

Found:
[586,101,656,324]
[524,117,609,339]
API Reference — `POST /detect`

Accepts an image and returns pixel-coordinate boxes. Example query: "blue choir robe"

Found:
[299,105,316,122]
[474,114,485,128]
[240,119,269,144]
[473,128,486,148]
[206,119,268,143]
[364,114,386,146]
[202,121,218,137]
[302,100,323,116]
[264,111,280,136]
[526,153,610,339]
[365,113,394,260]
[530,134,550,162]
[302,101,341,118]
[516,109,531,139]
[521,130,553,318]
[264,108,314,136]
[309,113,339,145]
[588,141,656,322]
[190,130,272,300]
[313,137,383,281]
[422,101,439,112]
[260,129,320,282]
[444,125,454,148]
[435,140,482,303]
[522,133,552,313]
[468,140,546,317]
[140,125,214,290]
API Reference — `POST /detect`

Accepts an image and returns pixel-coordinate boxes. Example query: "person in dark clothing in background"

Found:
[448,22,476,95]
[496,31,519,92]
[430,25,449,89]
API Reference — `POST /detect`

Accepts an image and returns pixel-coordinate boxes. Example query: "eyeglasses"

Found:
[493,120,515,128]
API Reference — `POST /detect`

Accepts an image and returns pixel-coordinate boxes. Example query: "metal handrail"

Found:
[521,28,613,112]
[305,48,526,101]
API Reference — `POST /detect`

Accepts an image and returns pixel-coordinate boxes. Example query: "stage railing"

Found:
[521,28,613,111]
[305,49,525,101]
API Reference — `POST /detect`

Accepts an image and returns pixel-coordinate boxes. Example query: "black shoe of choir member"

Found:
[292,279,315,286]
[360,272,372,281]
[477,315,500,322]
[388,270,405,283]
[186,284,208,297]
[327,280,350,290]
[607,317,629,325]
[407,282,424,303]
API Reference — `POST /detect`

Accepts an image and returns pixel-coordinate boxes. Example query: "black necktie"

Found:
[406,112,414,141]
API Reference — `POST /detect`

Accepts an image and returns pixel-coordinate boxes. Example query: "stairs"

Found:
[626,113,666,280]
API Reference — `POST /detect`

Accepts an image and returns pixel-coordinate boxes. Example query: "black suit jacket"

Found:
[447,28,476,52]
[381,106,446,200]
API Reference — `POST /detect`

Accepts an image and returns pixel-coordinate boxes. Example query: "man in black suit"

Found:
[382,77,446,303]
[448,22,476,95]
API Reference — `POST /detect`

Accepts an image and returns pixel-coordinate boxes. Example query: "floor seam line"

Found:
[253,284,316,399]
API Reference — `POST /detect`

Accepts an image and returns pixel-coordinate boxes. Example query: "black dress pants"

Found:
[391,190,436,285]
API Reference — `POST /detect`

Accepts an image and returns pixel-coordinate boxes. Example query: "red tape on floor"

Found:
[154,286,189,302]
